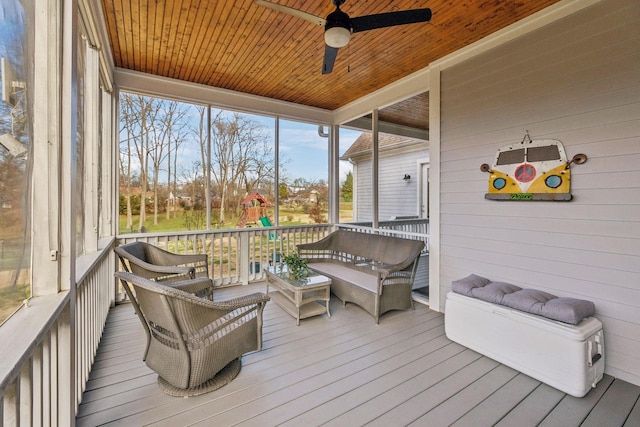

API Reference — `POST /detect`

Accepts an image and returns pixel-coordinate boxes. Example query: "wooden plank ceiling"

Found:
[101,0,562,114]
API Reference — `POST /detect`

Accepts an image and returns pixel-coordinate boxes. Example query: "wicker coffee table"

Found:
[265,265,331,325]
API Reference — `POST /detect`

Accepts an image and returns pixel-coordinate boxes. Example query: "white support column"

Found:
[328,125,340,224]
[205,106,212,230]
[100,87,114,238]
[428,66,442,312]
[110,87,120,239]
[274,117,280,225]
[372,109,379,229]
[60,0,79,424]
[84,42,99,252]
[32,0,62,296]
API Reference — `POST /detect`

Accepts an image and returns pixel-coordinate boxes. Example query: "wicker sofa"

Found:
[297,230,425,323]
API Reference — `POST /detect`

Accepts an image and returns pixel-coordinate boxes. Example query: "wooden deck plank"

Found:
[450,373,542,426]
[624,394,640,427]
[410,364,521,426]
[582,379,640,427]
[76,282,640,427]
[538,375,615,426]
[494,383,566,426]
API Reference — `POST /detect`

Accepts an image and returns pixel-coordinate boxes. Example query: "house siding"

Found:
[438,0,640,386]
[355,148,428,221]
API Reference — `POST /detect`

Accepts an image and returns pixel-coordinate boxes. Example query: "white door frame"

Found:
[416,158,429,220]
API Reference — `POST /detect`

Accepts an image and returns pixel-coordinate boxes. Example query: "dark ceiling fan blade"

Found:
[322,45,339,74]
[255,0,326,26]
[350,8,432,33]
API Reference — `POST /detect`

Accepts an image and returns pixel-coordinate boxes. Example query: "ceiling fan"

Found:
[255,0,432,74]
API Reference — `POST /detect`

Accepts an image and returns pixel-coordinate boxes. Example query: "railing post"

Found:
[239,232,249,286]
[20,364,33,426]
[2,382,17,426]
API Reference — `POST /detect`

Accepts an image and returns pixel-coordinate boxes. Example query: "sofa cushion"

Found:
[307,262,377,293]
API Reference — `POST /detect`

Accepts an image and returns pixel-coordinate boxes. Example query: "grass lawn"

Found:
[119,202,353,234]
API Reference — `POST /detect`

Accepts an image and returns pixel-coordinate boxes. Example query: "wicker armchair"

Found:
[114,271,270,397]
[115,241,213,300]
[115,241,209,281]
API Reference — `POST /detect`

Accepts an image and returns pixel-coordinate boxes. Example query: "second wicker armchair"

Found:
[115,271,270,397]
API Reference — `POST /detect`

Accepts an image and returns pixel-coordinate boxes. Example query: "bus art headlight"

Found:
[545,174,562,189]
[493,177,506,190]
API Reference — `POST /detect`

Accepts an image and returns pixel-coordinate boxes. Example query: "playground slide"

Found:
[259,216,273,227]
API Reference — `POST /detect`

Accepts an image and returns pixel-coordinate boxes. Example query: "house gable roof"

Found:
[340,132,425,160]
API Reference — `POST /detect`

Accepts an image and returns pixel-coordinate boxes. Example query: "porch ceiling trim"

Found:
[114,68,333,125]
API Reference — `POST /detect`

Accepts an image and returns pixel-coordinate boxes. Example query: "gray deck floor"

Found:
[77,283,640,426]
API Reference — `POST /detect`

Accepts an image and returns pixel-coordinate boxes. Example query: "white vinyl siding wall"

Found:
[355,148,428,221]
[437,0,640,386]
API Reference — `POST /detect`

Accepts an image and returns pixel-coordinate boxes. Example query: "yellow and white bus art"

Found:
[481,138,586,201]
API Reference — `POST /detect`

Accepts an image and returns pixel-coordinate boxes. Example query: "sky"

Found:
[264,116,360,184]
[174,107,361,185]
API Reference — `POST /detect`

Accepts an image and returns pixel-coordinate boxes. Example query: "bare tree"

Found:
[119,98,275,231]
[210,112,273,224]
[119,94,158,230]
[148,100,189,225]
[119,94,192,228]
[118,94,140,229]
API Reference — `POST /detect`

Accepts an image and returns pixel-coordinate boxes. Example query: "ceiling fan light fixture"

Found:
[324,26,351,48]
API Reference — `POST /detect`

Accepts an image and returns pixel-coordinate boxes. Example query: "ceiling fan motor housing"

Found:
[325,7,351,47]
[326,7,351,31]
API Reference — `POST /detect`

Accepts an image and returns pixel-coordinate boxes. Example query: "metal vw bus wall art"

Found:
[481,132,587,201]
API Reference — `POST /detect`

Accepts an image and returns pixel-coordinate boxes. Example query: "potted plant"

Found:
[281,252,309,281]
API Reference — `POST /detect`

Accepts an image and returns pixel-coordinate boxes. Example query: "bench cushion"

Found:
[451,274,595,325]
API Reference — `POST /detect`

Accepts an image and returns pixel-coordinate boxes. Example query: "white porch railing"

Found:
[115,221,429,290]
[0,238,115,426]
[116,224,337,289]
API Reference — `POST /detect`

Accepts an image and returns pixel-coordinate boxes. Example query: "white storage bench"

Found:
[444,274,605,397]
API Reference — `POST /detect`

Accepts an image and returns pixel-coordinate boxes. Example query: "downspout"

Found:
[347,157,356,222]
[318,125,329,138]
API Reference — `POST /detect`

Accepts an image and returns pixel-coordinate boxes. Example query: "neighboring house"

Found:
[341,132,429,222]
[342,132,431,298]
